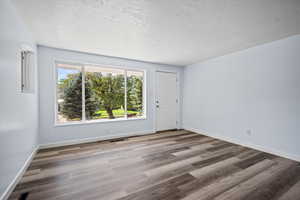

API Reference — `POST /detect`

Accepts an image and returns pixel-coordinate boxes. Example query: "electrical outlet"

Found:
[246,129,252,136]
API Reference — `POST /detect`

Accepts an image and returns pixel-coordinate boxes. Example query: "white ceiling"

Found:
[12,0,300,66]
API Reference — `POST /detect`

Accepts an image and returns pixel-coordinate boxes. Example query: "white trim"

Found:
[154,70,180,132]
[142,70,147,121]
[54,116,146,127]
[81,66,86,121]
[0,146,39,200]
[124,70,128,118]
[54,62,58,124]
[39,129,155,149]
[185,127,300,162]
[53,57,149,73]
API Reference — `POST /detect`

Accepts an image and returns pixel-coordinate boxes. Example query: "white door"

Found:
[156,71,178,131]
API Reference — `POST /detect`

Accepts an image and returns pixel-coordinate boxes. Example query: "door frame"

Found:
[154,70,180,132]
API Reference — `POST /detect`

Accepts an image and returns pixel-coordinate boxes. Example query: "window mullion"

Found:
[82,66,86,122]
[124,70,127,119]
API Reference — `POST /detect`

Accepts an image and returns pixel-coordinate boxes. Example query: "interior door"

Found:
[156,71,178,131]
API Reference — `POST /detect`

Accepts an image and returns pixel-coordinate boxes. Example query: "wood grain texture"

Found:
[8,130,300,200]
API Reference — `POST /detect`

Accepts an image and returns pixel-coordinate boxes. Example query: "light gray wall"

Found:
[183,35,300,161]
[38,46,183,146]
[0,0,38,198]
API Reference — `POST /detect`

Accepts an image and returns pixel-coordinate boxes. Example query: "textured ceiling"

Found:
[12,0,300,66]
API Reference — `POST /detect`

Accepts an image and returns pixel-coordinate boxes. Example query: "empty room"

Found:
[1,0,300,199]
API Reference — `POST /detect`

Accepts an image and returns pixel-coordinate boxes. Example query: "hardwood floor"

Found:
[9,130,300,200]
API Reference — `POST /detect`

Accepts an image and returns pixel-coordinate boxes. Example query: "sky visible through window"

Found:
[58,68,79,80]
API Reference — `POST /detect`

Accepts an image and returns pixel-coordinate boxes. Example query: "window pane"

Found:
[56,63,82,123]
[127,70,144,118]
[85,66,125,120]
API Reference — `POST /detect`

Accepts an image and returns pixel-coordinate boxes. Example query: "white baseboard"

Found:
[185,127,300,162]
[39,129,156,149]
[0,146,39,200]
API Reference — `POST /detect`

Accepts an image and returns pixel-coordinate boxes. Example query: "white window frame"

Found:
[54,60,147,126]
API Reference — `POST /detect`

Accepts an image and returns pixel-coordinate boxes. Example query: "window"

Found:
[127,70,144,118]
[84,66,125,120]
[56,62,145,124]
[56,63,82,123]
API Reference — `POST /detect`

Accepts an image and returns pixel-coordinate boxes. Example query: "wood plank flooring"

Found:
[8,130,300,200]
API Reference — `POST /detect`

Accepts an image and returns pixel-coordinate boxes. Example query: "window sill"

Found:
[54,116,147,127]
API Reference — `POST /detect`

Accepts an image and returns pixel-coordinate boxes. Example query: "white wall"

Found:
[38,46,183,147]
[183,35,300,161]
[0,0,38,199]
